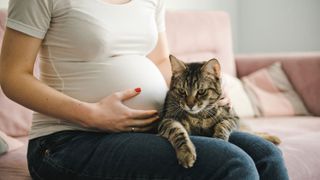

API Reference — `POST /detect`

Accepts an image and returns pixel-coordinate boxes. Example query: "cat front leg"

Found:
[213,119,237,141]
[158,119,196,168]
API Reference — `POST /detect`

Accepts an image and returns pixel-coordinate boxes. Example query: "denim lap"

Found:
[229,131,289,180]
[27,131,288,180]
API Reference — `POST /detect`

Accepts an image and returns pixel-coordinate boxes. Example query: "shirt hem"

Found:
[28,126,100,140]
[6,18,46,39]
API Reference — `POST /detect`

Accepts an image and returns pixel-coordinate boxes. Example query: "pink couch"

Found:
[1,9,320,180]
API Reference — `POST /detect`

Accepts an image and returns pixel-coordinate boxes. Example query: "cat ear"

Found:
[201,58,221,78]
[169,55,187,75]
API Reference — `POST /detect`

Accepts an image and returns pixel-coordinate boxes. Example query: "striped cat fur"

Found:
[158,55,280,168]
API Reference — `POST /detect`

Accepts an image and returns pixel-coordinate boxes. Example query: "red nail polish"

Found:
[134,88,141,93]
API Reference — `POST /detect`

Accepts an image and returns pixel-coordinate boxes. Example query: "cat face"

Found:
[169,55,222,114]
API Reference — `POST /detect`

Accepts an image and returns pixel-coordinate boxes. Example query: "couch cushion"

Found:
[242,62,309,117]
[0,86,33,137]
[0,130,24,155]
[165,11,236,76]
[244,116,320,180]
[236,53,320,116]
[221,74,255,118]
[0,136,30,180]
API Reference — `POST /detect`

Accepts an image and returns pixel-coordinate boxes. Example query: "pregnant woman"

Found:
[0,0,288,179]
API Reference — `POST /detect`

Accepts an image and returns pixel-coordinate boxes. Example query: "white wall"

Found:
[0,0,319,54]
[0,0,7,9]
[168,0,320,54]
[239,0,320,53]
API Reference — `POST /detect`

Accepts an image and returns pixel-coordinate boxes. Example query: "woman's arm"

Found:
[147,32,172,86]
[0,28,158,132]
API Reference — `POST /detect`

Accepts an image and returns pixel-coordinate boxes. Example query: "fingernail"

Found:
[134,88,141,93]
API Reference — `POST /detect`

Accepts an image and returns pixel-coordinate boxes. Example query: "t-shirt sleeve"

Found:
[156,0,166,33]
[6,0,52,39]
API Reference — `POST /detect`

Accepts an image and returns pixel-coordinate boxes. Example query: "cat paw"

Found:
[268,135,281,145]
[263,134,281,145]
[214,133,230,141]
[176,143,197,168]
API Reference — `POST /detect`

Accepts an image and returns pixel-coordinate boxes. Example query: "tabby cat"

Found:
[158,55,280,168]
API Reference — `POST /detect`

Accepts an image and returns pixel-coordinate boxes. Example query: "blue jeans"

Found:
[27,131,289,180]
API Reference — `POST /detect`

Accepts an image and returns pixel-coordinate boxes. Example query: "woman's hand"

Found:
[86,88,159,133]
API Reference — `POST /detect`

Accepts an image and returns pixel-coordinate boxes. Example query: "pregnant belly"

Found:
[46,55,169,111]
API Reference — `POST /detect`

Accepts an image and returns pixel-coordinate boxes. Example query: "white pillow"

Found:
[221,74,256,118]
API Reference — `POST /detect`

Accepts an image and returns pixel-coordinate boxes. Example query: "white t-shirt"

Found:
[7,0,168,139]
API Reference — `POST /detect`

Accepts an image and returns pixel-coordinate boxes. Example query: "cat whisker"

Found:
[163,102,181,110]
[158,101,180,111]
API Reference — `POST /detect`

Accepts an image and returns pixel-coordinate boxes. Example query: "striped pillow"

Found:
[241,62,309,117]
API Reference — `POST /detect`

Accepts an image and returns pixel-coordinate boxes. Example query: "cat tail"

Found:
[238,121,281,145]
[252,132,281,145]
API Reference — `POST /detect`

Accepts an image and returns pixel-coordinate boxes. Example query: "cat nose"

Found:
[186,98,196,109]
[187,104,195,110]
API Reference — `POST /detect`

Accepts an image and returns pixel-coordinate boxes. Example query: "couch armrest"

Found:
[235,53,320,116]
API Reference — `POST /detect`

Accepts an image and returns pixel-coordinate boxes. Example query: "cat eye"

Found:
[197,89,207,96]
